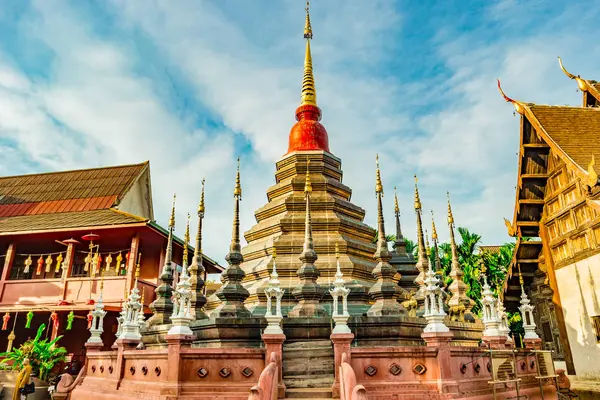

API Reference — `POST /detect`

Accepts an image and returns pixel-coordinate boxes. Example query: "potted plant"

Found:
[0,323,67,398]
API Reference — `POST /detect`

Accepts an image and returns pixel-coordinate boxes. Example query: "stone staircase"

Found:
[282,340,334,399]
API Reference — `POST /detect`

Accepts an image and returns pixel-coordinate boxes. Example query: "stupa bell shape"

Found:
[204,3,379,316]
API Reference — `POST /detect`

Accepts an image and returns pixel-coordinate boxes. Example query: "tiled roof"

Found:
[0,162,148,217]
[0,208,146,234]
[528,105,600,170]
[479,245,501,255]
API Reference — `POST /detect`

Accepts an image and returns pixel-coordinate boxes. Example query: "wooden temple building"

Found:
[0,162,221,364]
[501,58,600,394]
[53,5,558,400]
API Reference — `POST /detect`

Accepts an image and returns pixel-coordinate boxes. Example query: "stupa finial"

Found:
[301,1,316,106]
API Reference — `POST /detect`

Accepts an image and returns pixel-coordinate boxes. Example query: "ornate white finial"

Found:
[518,272,540,340]
[330,244,351,334]
[422,262,449,333]
[168,246,194,336]
[496,297,512,343]
[264,248,285,335]
[86,290,107,345]
[119,286,143,341]
[480,261,501,337]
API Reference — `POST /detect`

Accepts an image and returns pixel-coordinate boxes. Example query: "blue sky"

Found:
[1,0,599,265]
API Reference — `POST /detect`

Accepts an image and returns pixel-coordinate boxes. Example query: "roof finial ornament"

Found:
[234,157,242,200]
[169,194,176,229]
[375,154,383,196]
[584,155,599,189]
[304,160,312,194]
[300,0,317,106]
[558,56,587,91]
[431,210,438,242]
[394,186,399,214]
[414,175,422,210]
[497,79,525,115]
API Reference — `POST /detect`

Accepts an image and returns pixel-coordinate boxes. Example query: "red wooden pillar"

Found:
[125,234,140,293]
[0,243,16,301]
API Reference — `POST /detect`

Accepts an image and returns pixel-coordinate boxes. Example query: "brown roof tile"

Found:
[0,162,148,217]
[528,105,600,170]
[0,208,147,234]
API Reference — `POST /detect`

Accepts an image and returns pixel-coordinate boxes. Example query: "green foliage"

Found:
[404,239,417,257]
[0,324,67,381]
[371,231,396,244]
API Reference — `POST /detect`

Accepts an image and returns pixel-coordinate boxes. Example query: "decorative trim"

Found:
[389,363,402,376]
[219,367,231,378]
[364,365,377,377]
[197,367,208,378]
[241,367,253,378]
[412,363,427,375]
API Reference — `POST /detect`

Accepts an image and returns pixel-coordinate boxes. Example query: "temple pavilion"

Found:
[500,58,600,395]
[0,162,221,364]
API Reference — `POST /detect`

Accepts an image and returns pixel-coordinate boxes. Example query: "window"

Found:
[592,316,600,343]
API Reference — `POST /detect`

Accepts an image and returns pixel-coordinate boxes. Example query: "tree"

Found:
[0,324,67,381]
[371,231,396,244]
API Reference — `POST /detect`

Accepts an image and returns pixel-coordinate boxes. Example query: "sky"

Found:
[1,0,599,267]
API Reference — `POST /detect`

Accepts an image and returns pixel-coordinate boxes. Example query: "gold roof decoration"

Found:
[169,194,176,229]
[583,155,599,189]
[413,175,422,210]
[558,56,588,92]
[234,157,242,199]
[446,191,454,226]
[183,213,190,264]
[504,217,517,237]
[300,1,317,106]
[198,178,206,215]
[497,79,525,115]
[375,154,383,195]
[393,186,399,214]
[335,242,340,260]
[431,210,438,241]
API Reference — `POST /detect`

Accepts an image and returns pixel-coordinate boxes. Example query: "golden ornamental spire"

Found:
[394,186,399,214]
[234,158,242,200]
[431,210,438,241]
[183,213,190,264]
[335,242,339,259]
[375,154,383,195]
[413,175,422,210]
[425,230,431,256]
[272,246,277,260]
[198,178,206,215]
[584,155,599,188]
[169,194,176,229]
[304,160,312,194]
[300,1,317,106]
[558,56,587,91]
[447,191,454,226]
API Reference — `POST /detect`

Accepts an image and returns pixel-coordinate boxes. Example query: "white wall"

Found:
[555,252,600,378]
[118,170,153,219]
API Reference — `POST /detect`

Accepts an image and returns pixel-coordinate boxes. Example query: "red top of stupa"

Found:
[286,2,330,155]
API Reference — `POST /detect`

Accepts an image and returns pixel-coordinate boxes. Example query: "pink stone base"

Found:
[421,331,453,347]
[524,337,543,350]
[481,335,508,349]
[331,332,354,398]
[261,333,286,399]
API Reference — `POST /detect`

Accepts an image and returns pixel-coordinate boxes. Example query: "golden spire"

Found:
[335,242,339,260]
[447,191,454,226]
[431,210,438,241]
[497,79,525,114]
[413,175,422,210]
[300,1,317,106]
[558,56,587,91]
[169,194,176,229]
[234,158,242,200]
[425,230,431,256]
[375,154,383,195]
[272,246,277,259]
[183,213,190,265]
[304,160,312,194]
[198,178,206,215]
[394,186,399,214]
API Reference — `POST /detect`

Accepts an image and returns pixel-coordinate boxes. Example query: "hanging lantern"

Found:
[50,311,58,329]
[55,254,64,274]
[24,256,32,274]
[25,310,34,329]
[66,311,74,330]
[97,254,103,275]
[6,331,15,352]
[105,253,112,272]
[84,253,92,272]
[45,255,53,273]
[2,313,10,330]
[87,311,93,329]
[116,252,123,272]
[36,256,44,275]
